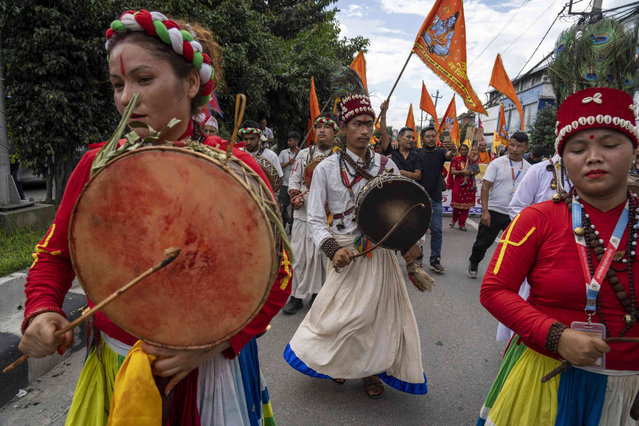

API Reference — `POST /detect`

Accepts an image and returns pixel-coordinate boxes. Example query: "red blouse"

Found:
[23,130,291,359]
[480,199,639,370]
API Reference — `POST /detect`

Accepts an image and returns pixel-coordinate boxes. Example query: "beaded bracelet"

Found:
[321,238,341,260]
[545,321,568,353]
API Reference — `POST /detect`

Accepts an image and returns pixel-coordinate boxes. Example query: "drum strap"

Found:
[377,155,389,175]
[333,206,355,220]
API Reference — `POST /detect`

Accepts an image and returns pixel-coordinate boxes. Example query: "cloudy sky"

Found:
[334,0,630,129]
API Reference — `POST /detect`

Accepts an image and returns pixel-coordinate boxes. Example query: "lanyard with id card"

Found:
[571,195,629,370]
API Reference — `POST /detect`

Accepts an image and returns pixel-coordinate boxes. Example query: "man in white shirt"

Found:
[284,94,427,399]
[278,131,301,229]
[259,118,275,148]
[281,114,337,315]
[239,120,283,187]
[467,131,530,279]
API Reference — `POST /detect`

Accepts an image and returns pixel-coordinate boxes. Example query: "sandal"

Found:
[449,222,455,228]
[362,376,384,399]
[459,226,467,232]
[333,378,345,385]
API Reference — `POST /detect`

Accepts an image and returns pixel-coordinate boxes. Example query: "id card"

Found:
[571,321,606,369]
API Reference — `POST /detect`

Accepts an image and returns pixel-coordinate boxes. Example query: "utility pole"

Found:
[0,40,21,208]
[432,89,443,125]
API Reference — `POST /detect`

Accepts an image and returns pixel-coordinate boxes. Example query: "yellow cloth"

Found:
[488,348,561,425]
[107,340,161,426]
[66,338,124,426]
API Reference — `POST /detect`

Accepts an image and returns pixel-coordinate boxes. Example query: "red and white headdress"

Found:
[339,94,375,124]
[555,87,639,155]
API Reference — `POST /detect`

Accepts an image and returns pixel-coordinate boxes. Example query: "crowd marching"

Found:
[6,5,639,426]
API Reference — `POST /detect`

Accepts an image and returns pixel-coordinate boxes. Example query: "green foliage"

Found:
[529,106,557,158]
[1,0,368,201]
[0,225,49,276]
[1,0,121,204]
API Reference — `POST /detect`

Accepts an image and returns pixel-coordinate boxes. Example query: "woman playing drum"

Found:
[477,88,639,425]
[18,10,291,425]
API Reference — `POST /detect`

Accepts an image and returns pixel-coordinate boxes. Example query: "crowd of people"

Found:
[12,7,639,426]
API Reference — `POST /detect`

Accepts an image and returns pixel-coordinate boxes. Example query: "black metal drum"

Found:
[354,175,432,251]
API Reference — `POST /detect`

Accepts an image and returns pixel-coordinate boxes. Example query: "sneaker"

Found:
[309,293,317,306]
[282,297,304,315]
[467,262,478,279]
[430,260,445,273]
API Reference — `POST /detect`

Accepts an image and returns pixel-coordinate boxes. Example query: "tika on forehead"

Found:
[119,55,126,75]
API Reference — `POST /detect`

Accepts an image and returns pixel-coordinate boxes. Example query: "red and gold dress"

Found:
[23,122,290,425]
[478,198,639,425]
[447,155,476,227]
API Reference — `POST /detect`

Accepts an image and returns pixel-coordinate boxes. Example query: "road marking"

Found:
[466,218,479,230]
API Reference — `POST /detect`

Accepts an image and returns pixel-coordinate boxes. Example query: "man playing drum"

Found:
[283,94,428,399]
[240,119,283,182]
[282,113,338,315]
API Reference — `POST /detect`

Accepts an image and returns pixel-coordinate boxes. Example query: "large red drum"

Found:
[69,146,282,349]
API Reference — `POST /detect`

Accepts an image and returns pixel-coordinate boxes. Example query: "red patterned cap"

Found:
[556,87,639,155]
[340,94,375,124]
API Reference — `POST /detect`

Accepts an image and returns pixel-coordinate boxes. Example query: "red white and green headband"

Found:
[105,10,214,107]
[314,116,339,133]
[238,127,262,137]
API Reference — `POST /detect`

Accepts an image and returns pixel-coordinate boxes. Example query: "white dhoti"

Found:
[290,219,326,300]
[284,233,427,394]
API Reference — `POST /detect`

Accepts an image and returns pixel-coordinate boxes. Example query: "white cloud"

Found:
[336,0,632,129]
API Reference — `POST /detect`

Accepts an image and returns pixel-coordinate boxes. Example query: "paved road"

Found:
[0,217,507,425]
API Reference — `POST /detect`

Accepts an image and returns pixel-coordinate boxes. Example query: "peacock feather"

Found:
[330,66,368,99]
[548,18,639,103]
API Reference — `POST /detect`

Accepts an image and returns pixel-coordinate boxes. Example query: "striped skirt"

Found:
[478,336,639,426]
[65,333,275,426]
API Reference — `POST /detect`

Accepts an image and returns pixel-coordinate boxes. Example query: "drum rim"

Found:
[68,145,283,349]
[354,174,432,250]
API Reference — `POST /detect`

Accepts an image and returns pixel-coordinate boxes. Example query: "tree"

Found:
[529,106,557,158]
[1,0,120,204]
[1,0,368,201]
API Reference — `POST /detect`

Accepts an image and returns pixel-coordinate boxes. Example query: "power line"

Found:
[467,0,532,68]
[514,4,567,78]
[501,1,558,56]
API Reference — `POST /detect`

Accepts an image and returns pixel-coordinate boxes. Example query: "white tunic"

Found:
[307,149,398,249]
[284,148,427,394]
[288,145,334,221]
[244,147,283,177]
[286,145,333,299]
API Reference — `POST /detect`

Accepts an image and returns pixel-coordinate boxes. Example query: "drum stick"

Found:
[539,336,639,383]
[350,203,425,260]
[227,94,247,158]
[3,247,181,374]
[290,190,309,203]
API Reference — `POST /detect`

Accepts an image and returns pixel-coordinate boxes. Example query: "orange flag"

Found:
[309,76,320,146]
[493,102,510,154]
[490,54,524,131]
[419,82,438,126]
[437,96,460,147]
[405,103,419,147]
[412,0,487,115]
[349,51,367,90]
[406,103,416,130]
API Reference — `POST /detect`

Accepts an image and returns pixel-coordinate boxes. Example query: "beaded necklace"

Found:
[566,191,638,336]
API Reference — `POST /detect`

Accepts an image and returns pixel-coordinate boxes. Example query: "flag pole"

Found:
[375,52,413,125]
[386,52,413,101]
[299,97,333,148]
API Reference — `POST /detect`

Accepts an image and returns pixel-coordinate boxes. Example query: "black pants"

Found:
[278,185,292,226]
[469,210,511,268]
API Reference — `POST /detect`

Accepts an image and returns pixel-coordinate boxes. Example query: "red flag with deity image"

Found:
[412,0,487,115]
